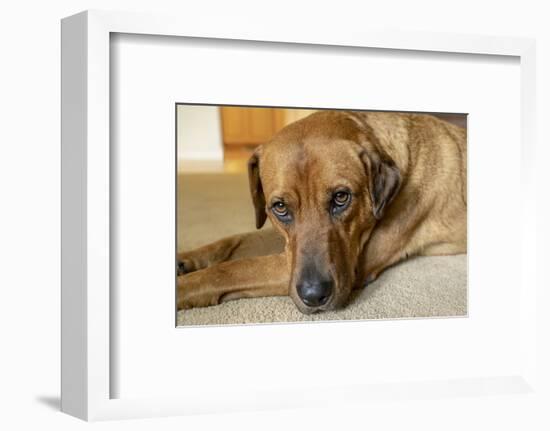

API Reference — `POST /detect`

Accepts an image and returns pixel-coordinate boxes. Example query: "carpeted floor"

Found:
[177,173,467,326]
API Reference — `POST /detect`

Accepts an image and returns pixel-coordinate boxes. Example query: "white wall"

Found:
[1,1,549,430]
[177,105,223,162]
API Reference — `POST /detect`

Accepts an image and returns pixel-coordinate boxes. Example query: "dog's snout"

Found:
[296,278,333,307]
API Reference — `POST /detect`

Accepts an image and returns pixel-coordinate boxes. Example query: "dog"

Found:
[177,110,466,314]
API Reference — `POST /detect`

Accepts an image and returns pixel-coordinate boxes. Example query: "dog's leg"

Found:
[360,221,466,286]
[177,236,241,275]
[177,253,289,309]
[177,228,284,275]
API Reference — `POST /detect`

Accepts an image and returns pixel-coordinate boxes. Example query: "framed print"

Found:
[61,10,544,422]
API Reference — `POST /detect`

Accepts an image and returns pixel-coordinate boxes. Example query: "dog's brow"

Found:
[330,181,354,191]
[269,193,291,205]
[270,189,301,207]
[270,196,285,205]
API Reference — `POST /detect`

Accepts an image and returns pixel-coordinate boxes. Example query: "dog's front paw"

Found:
[177,273,220,310]
[178,294,220,310]
[176,259,194,276]
[176,252,203,276]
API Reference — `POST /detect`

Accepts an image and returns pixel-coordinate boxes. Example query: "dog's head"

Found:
[248,111,402,314]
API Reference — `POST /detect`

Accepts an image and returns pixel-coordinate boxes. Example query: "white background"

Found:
[1,1,549,430]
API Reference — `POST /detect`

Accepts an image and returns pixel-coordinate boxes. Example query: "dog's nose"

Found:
[296,279,333,307]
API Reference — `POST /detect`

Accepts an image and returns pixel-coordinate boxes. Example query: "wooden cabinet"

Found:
[220,107,286,147]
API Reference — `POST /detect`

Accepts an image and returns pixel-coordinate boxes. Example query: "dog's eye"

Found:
[331,191,351,215]
[333,191,350,206]
[272,201,288,217]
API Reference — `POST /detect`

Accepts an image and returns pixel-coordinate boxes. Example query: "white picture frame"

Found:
[61,9,543,422]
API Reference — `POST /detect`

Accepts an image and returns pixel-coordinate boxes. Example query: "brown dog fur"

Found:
[177,111,466,314]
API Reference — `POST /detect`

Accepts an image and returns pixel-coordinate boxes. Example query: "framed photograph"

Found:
[175,104,468,326]
[61,10,543,421]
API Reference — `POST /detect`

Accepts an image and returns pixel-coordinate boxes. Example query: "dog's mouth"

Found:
[296,302,334,315]
[294,298,345,315]
[290,286,349,315]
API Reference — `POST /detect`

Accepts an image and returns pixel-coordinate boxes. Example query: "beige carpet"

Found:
[177,173,467,326]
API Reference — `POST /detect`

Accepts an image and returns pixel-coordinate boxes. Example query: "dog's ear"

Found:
[248,147,267,229]
[361,151,402,220]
